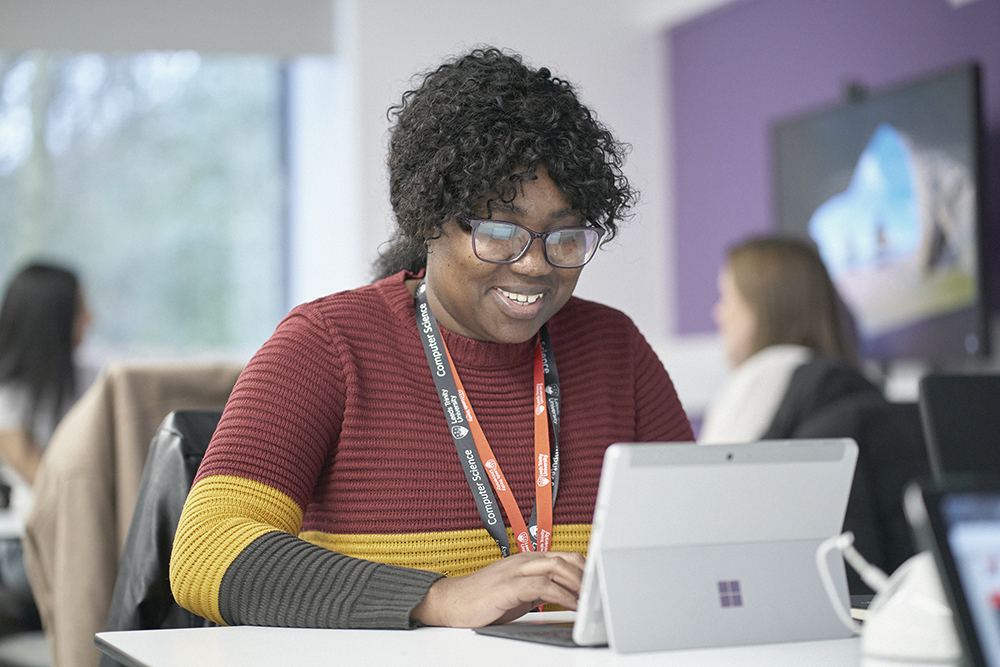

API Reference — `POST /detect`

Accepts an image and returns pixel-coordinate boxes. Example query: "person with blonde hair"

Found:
[699,235,930,595]
[700,234,871,444]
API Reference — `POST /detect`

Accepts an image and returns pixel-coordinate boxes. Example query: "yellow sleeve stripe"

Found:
[169,475,304,625]
[300,523,592,578]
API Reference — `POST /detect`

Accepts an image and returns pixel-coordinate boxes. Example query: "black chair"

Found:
[99,410,222,667]
[791,395,930,590]
[762,358,931,593]
[918,373,1000,480]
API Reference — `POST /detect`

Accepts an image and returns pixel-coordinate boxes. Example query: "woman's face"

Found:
[713,264,757,368]
[423,165,585,344]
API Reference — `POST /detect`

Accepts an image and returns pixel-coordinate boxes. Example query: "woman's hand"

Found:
[410,550,586,628]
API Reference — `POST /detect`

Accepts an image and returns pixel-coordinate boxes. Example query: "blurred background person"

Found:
[697,235,930,594]
[699,234,875,443]
[0,262,92,633]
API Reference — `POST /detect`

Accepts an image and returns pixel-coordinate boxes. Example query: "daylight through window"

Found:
[0,51,288,360]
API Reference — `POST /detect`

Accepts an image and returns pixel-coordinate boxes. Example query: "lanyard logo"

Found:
[535,383,546,415]
[537,454,551,487]
[484,459,507,492]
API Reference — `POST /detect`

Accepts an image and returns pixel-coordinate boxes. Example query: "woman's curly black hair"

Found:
[373,47,637,280]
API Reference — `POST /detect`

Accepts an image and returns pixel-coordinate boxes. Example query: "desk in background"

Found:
[96,612,861,667]
[0,473,33,540]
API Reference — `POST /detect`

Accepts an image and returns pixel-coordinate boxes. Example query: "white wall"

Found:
[0,0,334,54]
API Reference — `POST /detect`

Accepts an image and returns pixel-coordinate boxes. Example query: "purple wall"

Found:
[669,0,1000,334]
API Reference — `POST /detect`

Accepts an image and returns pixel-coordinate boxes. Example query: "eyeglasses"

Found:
[465,218,605,269]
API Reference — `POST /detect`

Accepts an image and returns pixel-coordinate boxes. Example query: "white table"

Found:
[96,612,862,667]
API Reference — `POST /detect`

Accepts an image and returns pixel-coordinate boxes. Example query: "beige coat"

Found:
[23,361,243,667]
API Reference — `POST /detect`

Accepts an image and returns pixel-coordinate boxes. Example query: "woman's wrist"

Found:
[410,577,447,627]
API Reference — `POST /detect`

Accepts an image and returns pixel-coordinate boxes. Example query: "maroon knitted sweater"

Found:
[170,271,692,629]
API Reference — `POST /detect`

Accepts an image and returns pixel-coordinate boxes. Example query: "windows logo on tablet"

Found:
[718,580,743,608]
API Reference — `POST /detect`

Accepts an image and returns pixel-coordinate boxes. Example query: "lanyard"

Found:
[414,281,561,556]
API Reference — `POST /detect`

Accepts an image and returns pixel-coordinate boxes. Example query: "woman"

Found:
[0,262,90,485]
[699,235,875,444]
[169,47,692,630]
[699,235,928,594]
[0,261,91,629]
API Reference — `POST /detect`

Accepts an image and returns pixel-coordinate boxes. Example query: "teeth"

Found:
[498,288,541,305]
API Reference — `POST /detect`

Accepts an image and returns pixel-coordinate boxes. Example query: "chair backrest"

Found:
[761,357,931,590]
[23,361,241,667]
[918,373,1000,480]
[792,394,929,591]
[99,409,223,667]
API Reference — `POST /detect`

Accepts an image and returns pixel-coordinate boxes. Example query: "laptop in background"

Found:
[476,439,858,653]
[905,477,1000,667]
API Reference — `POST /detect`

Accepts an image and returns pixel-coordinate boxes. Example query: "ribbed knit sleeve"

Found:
[631,322,695,441]
[169,297,444,628]
[218,532,442,628]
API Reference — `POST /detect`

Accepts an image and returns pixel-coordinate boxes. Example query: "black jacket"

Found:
[762,357,929,593]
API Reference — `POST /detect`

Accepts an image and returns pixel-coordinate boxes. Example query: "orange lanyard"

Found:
[414,281,560,556]
[444,340,553,553]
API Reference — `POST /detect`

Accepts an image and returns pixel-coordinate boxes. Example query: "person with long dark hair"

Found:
[0,262,90,483]
[0,261,91,631]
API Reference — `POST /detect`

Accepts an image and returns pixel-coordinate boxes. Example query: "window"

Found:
[0,51,288,360]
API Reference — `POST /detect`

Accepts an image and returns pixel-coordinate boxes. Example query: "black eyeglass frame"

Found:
[463,217,607,269]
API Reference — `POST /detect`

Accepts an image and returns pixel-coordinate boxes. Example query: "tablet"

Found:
[476,439,858,654]
[905,477,1000,667]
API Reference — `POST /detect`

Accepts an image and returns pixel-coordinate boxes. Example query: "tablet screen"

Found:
[939,492,1000,667]
[907,481,1000,667]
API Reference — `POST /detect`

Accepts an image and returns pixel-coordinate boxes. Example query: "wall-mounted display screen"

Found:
[772,63,988,364]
